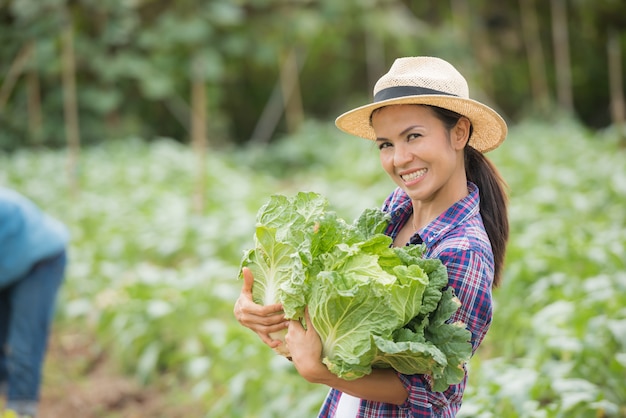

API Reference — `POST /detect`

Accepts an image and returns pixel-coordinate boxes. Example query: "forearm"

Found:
[308,366,408,405]
[286,313,409,405]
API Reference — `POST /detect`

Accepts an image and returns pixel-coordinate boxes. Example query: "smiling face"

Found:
[372,104,471,214]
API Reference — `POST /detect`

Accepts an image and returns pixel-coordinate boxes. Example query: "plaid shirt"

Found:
[318,182,494,417]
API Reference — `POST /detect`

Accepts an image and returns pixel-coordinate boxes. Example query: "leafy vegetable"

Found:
[239,192,472,391]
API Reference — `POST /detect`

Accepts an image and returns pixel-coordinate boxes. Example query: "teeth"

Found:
[401,169,427,182]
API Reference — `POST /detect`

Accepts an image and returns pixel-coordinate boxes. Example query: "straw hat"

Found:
[335,56,507,152]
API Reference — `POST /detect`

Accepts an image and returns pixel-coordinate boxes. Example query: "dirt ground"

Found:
[37,328,203,418]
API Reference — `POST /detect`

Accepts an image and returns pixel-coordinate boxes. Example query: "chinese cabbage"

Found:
[239,192,472,391]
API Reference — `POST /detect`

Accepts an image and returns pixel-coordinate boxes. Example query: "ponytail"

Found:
[425,104,509,287]
[464,146,509,287]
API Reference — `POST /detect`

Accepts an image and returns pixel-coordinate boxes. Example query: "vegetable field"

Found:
[1,119,625,417]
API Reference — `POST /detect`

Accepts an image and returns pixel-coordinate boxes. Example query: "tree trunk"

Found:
[191,55,208,214]
[26,40,43,143]
[607,29,625,128]
[250,48,305,144]
[61,21,81,196]
[550,0,574,113]
[249,80,283,144]
[279,48,303,134]
[468,4,496,99]
[0,42,33,112]
[519,0,550,109]
[365,26,385,91]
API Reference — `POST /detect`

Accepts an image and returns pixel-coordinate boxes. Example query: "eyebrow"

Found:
[375,125,423,142]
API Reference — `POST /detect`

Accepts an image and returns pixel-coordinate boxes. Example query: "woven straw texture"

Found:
[335,57,507,153]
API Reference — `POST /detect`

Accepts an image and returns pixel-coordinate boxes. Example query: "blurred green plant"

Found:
[1,118,625,417]
[2,0,625,150]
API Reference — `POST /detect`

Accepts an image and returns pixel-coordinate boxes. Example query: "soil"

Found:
[36,327,204,418]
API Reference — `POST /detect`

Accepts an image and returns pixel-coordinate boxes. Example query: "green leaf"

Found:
[240,192,470,389]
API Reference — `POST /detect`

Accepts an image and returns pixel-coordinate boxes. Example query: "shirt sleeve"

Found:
[0,189,69,286]
[381,187,407,213]
[437,248,493,352]
[398,371,469,415]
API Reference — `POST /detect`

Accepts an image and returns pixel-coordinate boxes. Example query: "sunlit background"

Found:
[1,1,625,417]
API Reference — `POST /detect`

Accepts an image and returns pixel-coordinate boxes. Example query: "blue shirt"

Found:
[0,187,69,287]
[318,182,494,417]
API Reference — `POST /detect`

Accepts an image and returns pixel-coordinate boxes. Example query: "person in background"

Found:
[234,56,509,416]
[0,187,69,418]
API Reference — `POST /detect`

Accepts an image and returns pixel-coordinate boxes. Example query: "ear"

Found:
[452,117,471,150]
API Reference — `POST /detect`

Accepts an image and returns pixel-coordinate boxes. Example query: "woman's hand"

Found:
[286,308,409,405]
[285,308,330,383]
[233,267,288,349]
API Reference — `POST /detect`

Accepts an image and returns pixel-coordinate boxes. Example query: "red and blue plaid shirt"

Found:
[318,182,494,417]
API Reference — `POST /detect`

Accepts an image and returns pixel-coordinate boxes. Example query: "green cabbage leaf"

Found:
[239,192,472,392]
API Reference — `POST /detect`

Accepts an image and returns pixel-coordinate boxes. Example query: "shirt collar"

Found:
[386,182,481,247]
[418,182,480,246]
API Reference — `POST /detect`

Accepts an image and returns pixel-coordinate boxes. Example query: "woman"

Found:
[234,56,509,417]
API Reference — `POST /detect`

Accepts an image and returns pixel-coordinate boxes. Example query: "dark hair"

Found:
[427,105,509,287]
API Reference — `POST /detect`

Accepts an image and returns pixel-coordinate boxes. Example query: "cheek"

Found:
[379,152,394,172]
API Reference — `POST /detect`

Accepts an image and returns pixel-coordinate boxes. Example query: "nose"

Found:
[393,142,414,167]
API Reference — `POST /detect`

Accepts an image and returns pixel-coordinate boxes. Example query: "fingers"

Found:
[235,267,282,319]
[235,267,290,348]
[285,322,296,346]
[286,309,314,341]
[238,267,283,314]
[241,267,254,295]
[250,318,288,349]
[287,318,304,333]
[235,294,283,323]
[260,333,284,349]
[235,300,288,348]
[304,306,315,331]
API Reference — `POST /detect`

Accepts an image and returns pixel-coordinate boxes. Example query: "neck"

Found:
[411,181,468,230]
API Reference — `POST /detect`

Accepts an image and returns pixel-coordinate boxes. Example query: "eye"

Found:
[377,141,392,150]
[407,132,422,141]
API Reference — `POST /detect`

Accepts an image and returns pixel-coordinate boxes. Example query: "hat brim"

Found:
[335,95,507,153]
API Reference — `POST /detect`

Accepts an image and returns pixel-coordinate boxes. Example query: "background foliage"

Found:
[1,0,626,150]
